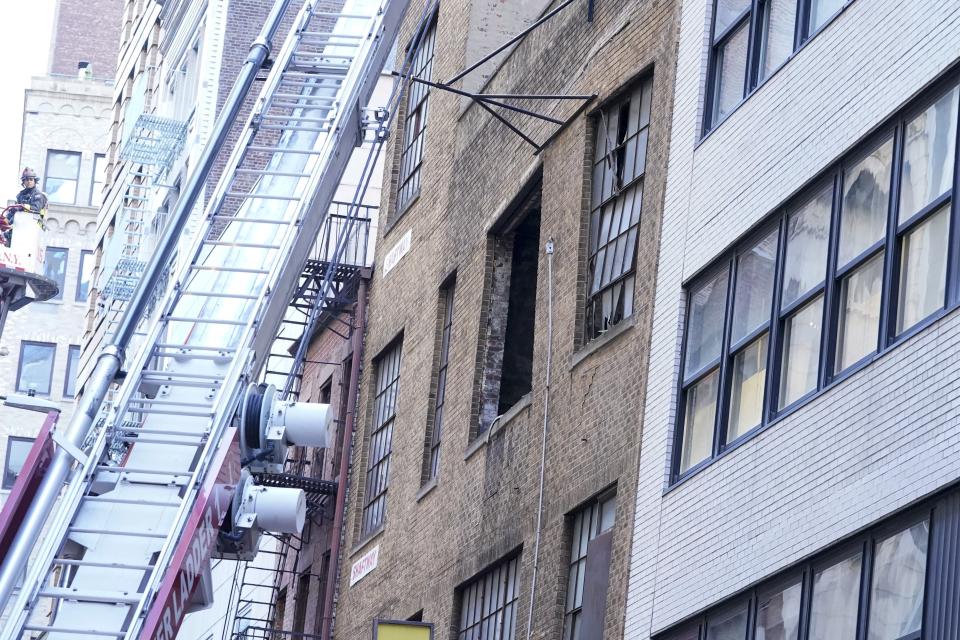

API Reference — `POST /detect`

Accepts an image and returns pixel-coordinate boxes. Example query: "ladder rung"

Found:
[153,351,233,360]
[205,240,284,249]
[188,264,271,274]
[259,124,331,132]
[83,495,183,508]
[292,53,355,61]
[234,168,311,178]
[256,116,330,124]
[245,146,325,155]
[138,378,222,389]
[118,436,206,446]
[23,623,125,637]
[38,587,143,604]
[179,290,260,299]
[165,316,249,326]
[139,370,224,380]
[283,69,351,78]
[54,558,154,571]
[153,342,238,352]
[128,398,216,408]
[125,407,214,417]
[225,192,303,201]
[297,31,364,41]
[270,92,338,102]
[95,465,191,477]
[269,100,337,110]
[210,213,290,223]
[119,427,208,437]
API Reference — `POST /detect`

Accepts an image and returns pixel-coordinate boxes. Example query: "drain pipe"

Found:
[0,0,292,608]
[525,238,555,640]
[321,271,369,640]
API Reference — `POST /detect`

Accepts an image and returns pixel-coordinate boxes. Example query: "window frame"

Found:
[395,14,437,216]
[426,279,455,483]
[563,489,617,640]
[655,508,932,640]
[674,75,960,484]
[456,553,521,640]
[3,435,34,490]
[16,340,56,397]
[89,153,107,207]
[44,246,69,301]
[64,344,81,398]
[703,0,853,135]
[43,149,82,205]
[76,249,94,303]
[584,77,653,342]
[361,338,403,537]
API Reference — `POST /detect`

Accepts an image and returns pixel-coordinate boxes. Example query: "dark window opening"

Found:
[478,186,542,432]
[292,568,310,634]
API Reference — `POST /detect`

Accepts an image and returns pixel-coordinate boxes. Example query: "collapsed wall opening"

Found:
[478,180,542,432]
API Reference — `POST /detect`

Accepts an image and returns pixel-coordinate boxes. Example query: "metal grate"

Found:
[119,114,189,172]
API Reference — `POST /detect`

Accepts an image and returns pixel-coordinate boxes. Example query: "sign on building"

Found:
[373,620,433,640]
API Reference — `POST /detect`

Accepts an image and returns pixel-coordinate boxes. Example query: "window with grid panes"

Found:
[427,282,454,481]
[564,493,616,640]
[396,18,436,214]
[705,0,855,133]
[675,78,959,482]
[361,340,402,536]
[457,555,520,640]
[657,514,929,640]
[585,78,652,340]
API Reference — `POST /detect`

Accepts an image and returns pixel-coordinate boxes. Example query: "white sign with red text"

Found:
[350,545,380,586]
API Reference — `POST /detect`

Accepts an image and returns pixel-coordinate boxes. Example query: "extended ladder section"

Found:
[0,0,405,637]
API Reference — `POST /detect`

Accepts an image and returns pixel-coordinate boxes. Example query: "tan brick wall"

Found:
[327,1,681,638]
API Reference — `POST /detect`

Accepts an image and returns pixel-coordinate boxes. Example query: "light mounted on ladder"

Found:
[239,382,333,473]
[217,470,307,560]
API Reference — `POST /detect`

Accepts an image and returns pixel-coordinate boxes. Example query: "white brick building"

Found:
[626,0,960,638]
[0,74,111,502]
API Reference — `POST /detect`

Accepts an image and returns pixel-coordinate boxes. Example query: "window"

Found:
[396,17,436,213]
[426,281,455,481]
[361,340,402,536]
[478,185,541,433]
[292,568,311,634]
[457,555,520,640]
[564,493,616,640]
[704,0,852,132]
[44,150,82,204]
[3,436,33,490]
[585,79,652,340]
[89,154,106,206]
[64,345,80,398]
[16,341,56,396]
[675,80,959,481]
[76,250,94,303]
[656,516,930,640]
[44,247,68,301]
[809,552,862,639]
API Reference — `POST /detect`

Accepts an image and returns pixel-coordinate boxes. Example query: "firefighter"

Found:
[2,168,48,246]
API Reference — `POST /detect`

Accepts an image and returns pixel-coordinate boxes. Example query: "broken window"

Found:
[478,185,541,433]
[585,78,652,341]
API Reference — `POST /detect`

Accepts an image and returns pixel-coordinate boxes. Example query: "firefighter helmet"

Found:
[20,167,38,184]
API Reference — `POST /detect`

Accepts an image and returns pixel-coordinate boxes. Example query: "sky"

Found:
[0,1,56,193]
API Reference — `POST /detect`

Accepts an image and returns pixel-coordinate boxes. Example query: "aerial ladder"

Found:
[0,0,407,637]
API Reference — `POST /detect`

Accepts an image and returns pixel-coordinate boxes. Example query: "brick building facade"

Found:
[49,0,122,80]
[326,1,679,638]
